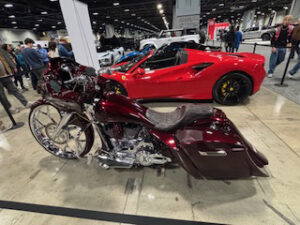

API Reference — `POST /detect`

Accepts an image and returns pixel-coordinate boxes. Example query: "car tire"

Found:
[261,33,271,41]
[107,81,128,96]
[213,73,252,106]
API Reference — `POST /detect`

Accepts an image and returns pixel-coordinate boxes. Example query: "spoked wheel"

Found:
[213,73,252,106]
[29,104,91,159]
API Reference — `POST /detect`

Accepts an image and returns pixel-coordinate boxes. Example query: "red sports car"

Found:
[102,49,266,105]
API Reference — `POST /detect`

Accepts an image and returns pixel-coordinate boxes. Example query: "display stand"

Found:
[0,76,24,131]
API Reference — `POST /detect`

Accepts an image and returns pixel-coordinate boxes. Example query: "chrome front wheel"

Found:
[29,104,90,159]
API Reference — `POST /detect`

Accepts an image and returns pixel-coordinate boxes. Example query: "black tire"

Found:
[261,33,271,41]
[213,73,252,106]
[108,81,128,96]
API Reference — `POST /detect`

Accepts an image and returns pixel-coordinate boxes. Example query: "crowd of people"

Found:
[0,36,73,126]
[222,26,243,53]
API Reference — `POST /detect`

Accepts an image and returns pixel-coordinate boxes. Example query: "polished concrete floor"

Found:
[0,82,300,225]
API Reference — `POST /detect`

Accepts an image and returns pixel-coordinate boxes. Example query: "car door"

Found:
[127,57,191,99]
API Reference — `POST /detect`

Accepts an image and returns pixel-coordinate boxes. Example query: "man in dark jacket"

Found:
[21,38,48,90]
[268,15,293,78]
[0,49,31,113]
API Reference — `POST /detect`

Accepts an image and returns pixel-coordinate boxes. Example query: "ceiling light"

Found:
[35,24,39,27]
[138,17,141,19]
[206,12,210,15]
[219,3,224,6]
[4,3,13,7]
[8,15,15,18]
[157,4,162,9]
[124,9,129,12]
[283,6,288,10]
[11,21,17,24]
[159,9,164,14]
[121,21,125,23]
[106,16,110,18]
[41,11,48,14]
[131,13,136,16]
[57,21,62,24]
[51,26,56,28]
[113,2,119,6]
[49,0,58,1]
[114,19,118,21]
[212,8,216,11]
[13,26,18,29]
[33,28,37,30]
[38,19,43,22]
[93,12,99,15]
[93,21,96,24]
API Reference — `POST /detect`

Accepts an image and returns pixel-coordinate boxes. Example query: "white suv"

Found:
[243,26,277,41]
[140,28,200,50]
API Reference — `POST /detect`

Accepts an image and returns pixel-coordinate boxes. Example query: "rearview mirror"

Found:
[133,67,145,77]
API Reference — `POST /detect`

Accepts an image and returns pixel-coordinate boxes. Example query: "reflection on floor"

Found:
[0,86,300,225]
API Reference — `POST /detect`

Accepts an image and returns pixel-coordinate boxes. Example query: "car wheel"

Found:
[261,33,271,41]
[108,81,128,96]
[213,73,252,106]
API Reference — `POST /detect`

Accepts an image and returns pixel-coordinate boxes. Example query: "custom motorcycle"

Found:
[29,58,268,179]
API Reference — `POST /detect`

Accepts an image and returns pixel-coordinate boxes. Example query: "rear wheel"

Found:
[261,33,271,41]
[213,73,252,106]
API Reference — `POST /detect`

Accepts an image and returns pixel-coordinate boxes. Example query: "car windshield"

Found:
[97,45,113,53]
[114,53,148,73]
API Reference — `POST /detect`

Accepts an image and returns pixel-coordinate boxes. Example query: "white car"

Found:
[140,28,200,50]
[242,26,277,41]
[97,45,125,66]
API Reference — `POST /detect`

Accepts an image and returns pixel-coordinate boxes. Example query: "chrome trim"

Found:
[198,150,227,157]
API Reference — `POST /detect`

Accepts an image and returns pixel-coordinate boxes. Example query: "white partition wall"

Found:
[60,0,100,70]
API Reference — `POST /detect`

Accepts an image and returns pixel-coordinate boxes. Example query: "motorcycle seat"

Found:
[146,104,213,131]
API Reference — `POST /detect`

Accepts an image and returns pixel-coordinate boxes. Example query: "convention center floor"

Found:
[0,83,300,224]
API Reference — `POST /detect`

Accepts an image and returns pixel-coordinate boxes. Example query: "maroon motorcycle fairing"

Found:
[33,57,268,179]
[94,93,268,179]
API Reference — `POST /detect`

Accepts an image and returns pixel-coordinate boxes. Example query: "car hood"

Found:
[98,51,111,59]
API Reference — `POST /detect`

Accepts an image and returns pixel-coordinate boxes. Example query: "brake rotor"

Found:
[45,123,69,144]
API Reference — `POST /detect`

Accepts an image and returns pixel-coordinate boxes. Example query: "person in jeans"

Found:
[21,38,48,90]
[288,19,300,79]
[234,26,243,52]
[0,51,31,113]
[268,15,294,78]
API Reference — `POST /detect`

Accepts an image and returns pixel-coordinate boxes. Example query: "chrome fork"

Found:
[51,112,75,139]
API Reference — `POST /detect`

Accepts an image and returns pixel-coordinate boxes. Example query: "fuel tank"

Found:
[95,93,153,126]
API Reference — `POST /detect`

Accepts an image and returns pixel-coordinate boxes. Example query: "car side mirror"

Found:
[133,67,145,77]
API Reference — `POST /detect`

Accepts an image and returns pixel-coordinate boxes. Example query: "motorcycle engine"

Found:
[99,123,171,168]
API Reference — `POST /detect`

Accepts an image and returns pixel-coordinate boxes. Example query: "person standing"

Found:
[267,15,294,78]
[21,38,47,90]
[225,26,235,53]
[58,37,74,58]
[48,41,59,58]
[15,45,30,79]
[2,44,27,91]
[288,18,300,79]
[37,44,49,69]
[234,26,243,52]
[0,50,31,113]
